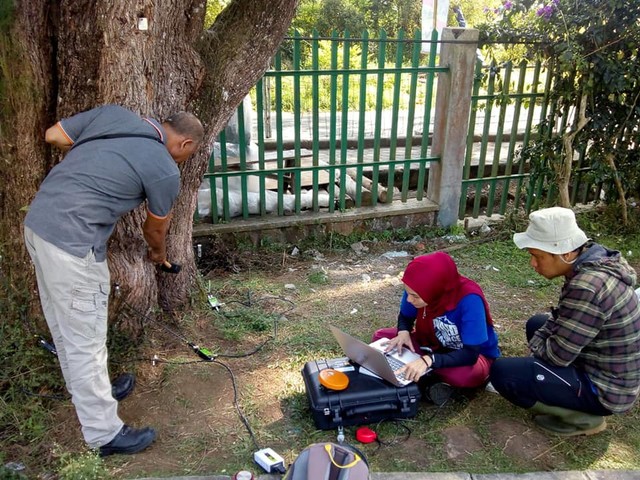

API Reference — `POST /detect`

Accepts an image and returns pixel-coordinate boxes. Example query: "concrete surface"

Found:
[133,470,640,480]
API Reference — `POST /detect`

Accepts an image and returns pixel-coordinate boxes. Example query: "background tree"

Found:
[293,0,366,37]
[204,0,230,28]
[449,1,503,32]
[366,0,421,37]
[292,0,423,38]
[478,0,640,223]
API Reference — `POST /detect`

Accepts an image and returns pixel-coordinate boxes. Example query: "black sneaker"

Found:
[99,425,156,457]
[111,373,136,401]
[426,382,455,406]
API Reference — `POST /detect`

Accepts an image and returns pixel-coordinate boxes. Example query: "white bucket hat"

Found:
[513,207,589,254]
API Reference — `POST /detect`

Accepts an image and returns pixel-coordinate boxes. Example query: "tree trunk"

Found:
[601,91,640,228]
[2,0,299,334]
[0,2,54,324]
[52,1,207,325]
[160,0,300,310]
[604,152,628,226]
[557,94,589,208]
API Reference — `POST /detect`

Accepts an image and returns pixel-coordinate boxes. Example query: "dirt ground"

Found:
[31,238,638,478]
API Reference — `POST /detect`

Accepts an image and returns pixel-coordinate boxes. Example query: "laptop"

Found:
[329,325,427,387]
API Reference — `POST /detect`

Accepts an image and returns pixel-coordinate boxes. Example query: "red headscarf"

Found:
[402,251,493,347]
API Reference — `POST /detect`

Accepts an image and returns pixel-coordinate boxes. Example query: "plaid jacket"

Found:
[529,243,640,413]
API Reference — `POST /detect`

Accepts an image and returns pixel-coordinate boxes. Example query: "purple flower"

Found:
[536,4,554,19]
[504,1,513,9]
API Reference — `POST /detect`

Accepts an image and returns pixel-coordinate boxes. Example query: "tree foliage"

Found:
[293,0,366,36]
[478,0,640,221]
[292,0,422,37]
[291,0,502,38]
[204,0,231,28]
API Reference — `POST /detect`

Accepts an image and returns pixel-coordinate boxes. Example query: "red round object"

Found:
[356,426,378,444]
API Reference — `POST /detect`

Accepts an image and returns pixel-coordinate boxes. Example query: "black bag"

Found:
[283,442,370,480]
[302,357,421,430]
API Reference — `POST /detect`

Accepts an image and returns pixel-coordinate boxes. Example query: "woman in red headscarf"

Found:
[374,252,500,396]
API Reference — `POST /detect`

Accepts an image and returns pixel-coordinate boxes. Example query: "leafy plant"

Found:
[0,278,63,449]
[56,451,109,480]
[478,0,640,222]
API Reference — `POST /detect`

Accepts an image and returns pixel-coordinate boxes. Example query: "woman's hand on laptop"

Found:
[397,356,432,382]
[384,330,414,355]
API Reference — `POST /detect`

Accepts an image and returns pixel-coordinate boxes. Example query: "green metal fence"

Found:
[196,30,599,226]
[461,58,549,218]
[197,29,446,223]
[459,56,602,219]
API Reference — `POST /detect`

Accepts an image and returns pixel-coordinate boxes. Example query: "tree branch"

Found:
[558,93,589,207]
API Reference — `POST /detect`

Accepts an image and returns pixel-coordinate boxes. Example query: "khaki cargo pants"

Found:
[24,226,123,447]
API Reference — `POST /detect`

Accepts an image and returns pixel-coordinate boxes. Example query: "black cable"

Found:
[110,357,209,365]
[208,293,294,347]
[216,340,270,359]
[119,289,295,359]
[115,291,291,451]
[120,297,193,345]
[366,396,456,454]
[20,356,215,401]
[27,288,291,451]
[367,418,412,453]
[211,358,261,451]
[374,419,412,447]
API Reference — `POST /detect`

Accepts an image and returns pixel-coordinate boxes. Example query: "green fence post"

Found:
[486,61,511,216]
[418,28,438,202]
[274,51,285,216]
[355,30,369,208]
[311,29,320,212]
[255,79,267,217]
[372,29,388,206]
[400,30,421,203]
[293,30,302,214]
[338,31,351,210]
[328,30,339,213]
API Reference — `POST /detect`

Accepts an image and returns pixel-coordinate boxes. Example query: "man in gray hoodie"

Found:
[489,207,640,436]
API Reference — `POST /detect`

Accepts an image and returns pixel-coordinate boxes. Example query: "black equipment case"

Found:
[302,357,421,430]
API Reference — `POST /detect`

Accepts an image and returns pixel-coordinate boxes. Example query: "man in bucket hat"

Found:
[489,207,640,436]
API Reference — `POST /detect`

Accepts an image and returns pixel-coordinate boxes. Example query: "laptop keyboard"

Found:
[385,355,404,370]
[385,355,407,381]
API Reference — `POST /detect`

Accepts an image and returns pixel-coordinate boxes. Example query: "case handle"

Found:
[345,403,395,416]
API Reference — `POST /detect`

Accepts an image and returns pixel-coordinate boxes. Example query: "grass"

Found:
[2,210,640,478]
[176,222,639,476]
[216,216,640,474]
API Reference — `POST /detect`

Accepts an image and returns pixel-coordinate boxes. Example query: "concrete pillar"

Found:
[427,28,479,227]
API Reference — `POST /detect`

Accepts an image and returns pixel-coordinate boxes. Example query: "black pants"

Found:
[489,314,611,416]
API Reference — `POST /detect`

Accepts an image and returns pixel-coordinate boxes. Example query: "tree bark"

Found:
[52,1,207,323]
[0,2,53,323]
[2,0,299,333]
